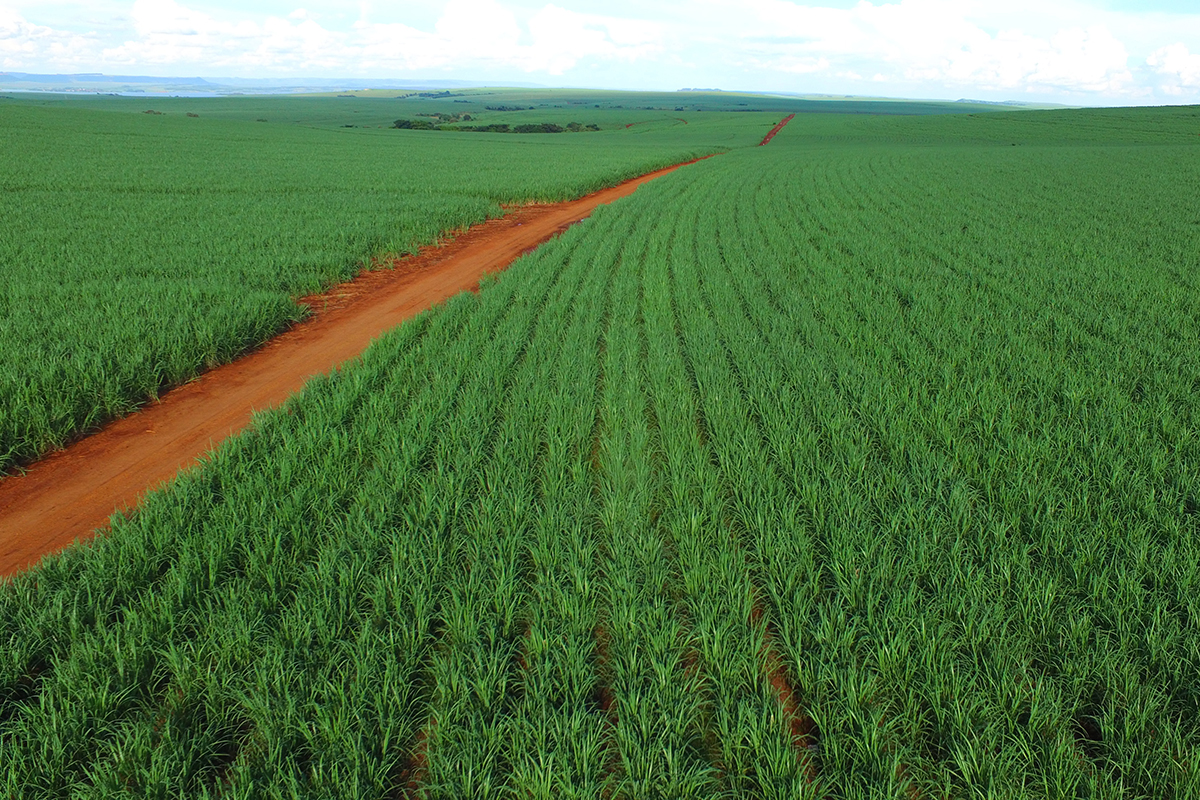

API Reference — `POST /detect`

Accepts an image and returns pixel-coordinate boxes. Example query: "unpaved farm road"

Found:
[0,157,711,578]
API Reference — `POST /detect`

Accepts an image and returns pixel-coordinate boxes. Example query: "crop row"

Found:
[2,107,1199,798]
[0,99,748,474]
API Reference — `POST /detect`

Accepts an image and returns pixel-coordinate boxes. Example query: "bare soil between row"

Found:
[0,157,711,578]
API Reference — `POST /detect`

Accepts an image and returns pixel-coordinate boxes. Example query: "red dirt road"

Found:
[0,158,708,578]
[760,114,795,146]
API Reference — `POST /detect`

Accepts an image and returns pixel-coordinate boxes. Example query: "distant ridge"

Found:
[0,73,1067,107]
[761,91,1068,109]
[956,98,1038,106]
[0,72,214,85]
[0,73,544,94]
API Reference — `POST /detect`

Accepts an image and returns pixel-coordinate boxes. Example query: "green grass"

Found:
[3,101,1199,797]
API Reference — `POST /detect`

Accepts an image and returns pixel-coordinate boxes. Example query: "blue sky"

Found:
[3,1,1200,104]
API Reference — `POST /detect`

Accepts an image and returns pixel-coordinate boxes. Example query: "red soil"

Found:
[0,158,710,579]
[592,623,616,715]
[750,603,819,780]
[752,599,924,794]
[399,717,435,798]
[760,114,795,146]
[592,623,622,782]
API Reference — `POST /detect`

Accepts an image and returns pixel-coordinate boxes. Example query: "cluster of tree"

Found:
[419,112,473,123]
[392,120,600,134]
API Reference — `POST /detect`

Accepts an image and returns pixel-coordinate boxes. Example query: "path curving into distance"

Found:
[0,156,713,578]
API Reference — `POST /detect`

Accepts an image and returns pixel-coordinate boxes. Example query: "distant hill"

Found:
[0,72,214,85]
[0,73,1069,107]
[0,73,544,94]
[955,97,1071,109]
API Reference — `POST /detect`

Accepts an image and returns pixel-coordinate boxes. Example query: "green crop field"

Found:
[0,91,779,474]
[0,89,1023,474]
[3,95,1200,798]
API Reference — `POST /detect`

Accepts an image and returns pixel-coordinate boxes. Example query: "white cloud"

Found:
[100,0,346,69]
[1148,42,1200,94]
[525,5,662,73]
[355,1,660,75]
[0,6,100,70]
[434,0,522,60]
[69,0,662,76]
[733,0,1134,95]
[1,1,1199,102]
[766,56,831,75]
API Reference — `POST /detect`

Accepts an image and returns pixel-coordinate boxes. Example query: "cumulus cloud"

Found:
[2,0,1199,102]
[0,7,100,70]
[100,0,346,69]
[47,0,664,76]
[765,56,831,75]
[527,5,661,73]
[1148,42,1200,94]
[356,0,661,75]
[734,0,1134,95]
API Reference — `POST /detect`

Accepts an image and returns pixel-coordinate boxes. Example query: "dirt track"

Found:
[760,114,795,146]
[0,158,708,578]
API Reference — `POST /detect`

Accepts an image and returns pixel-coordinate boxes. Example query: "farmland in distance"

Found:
[2,97,1199,797]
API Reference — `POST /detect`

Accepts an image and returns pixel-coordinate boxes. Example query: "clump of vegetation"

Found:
[514,123,564,133]
[392,118,436,130]
[142,110,162,115]
[396,119,598,134]
[418,112,473,123]
[457,123,511,133]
